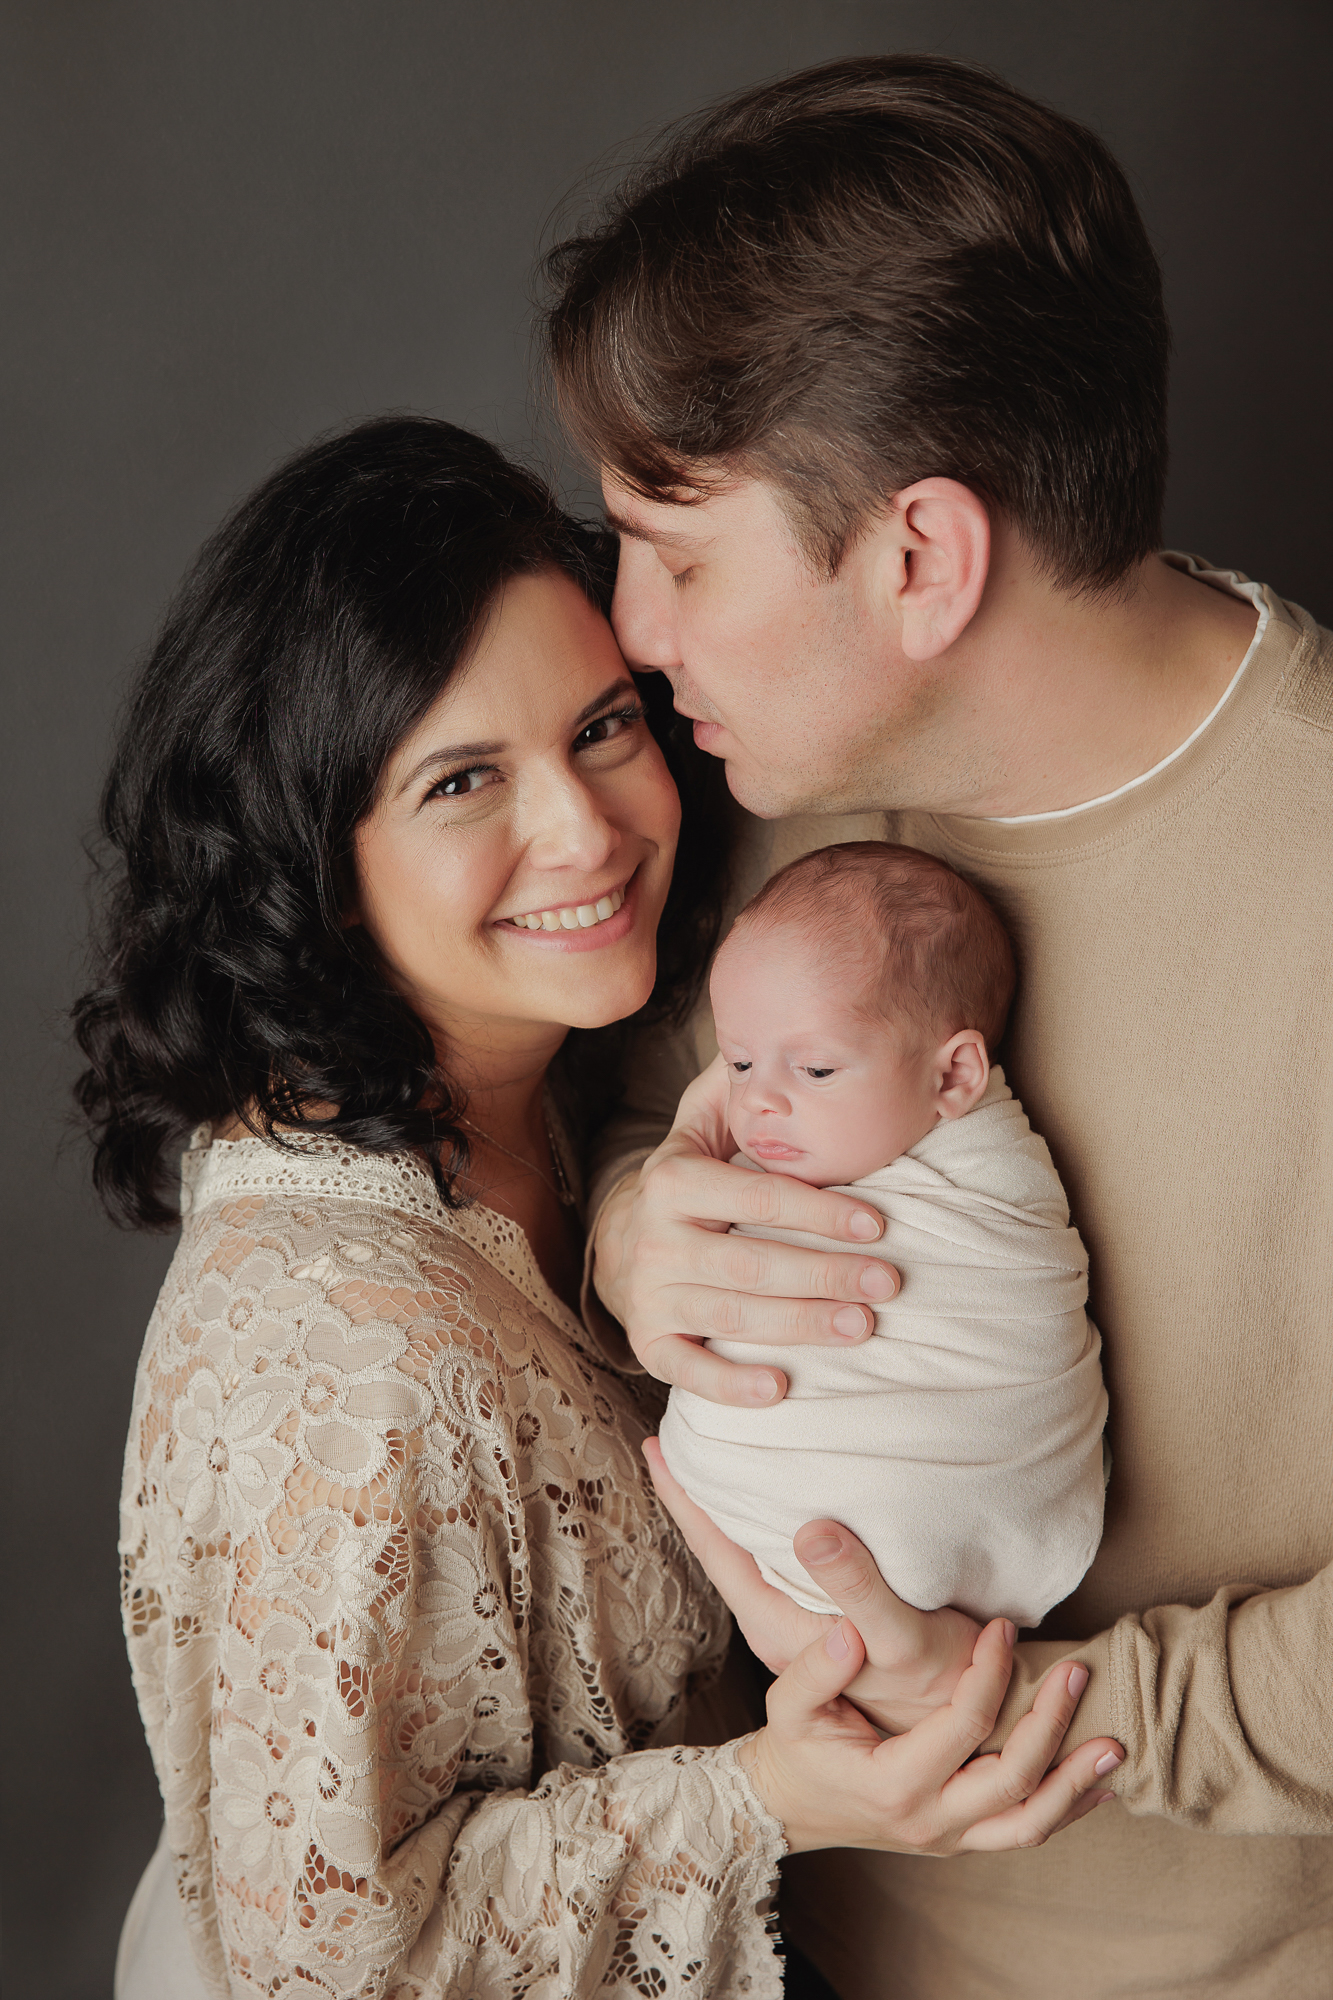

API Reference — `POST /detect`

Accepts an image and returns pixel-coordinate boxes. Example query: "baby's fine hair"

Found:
[731,842,1016,1051]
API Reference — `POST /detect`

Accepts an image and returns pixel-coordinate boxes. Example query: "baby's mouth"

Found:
[746,1137,805,1160]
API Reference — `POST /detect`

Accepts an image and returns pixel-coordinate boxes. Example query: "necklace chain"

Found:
[459,1113,576,1207]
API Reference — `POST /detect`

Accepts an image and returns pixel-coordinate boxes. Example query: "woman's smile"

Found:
[354,569,681,1053]
[497,869,635,948]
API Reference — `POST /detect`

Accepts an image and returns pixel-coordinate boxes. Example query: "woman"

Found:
[78,417,1117,1999]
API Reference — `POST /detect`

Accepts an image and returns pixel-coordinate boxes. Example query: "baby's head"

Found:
[710,843,1016,1186]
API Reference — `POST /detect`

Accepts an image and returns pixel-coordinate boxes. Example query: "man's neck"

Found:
[928,549,1259,820]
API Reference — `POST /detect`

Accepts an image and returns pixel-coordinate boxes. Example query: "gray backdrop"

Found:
[4,3,1330,1992]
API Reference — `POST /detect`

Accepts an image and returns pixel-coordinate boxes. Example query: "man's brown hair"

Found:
[544,55,1169,594]
[729,842,1016,1052]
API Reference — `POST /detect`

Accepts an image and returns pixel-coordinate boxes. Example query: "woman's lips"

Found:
[494,869,641,953]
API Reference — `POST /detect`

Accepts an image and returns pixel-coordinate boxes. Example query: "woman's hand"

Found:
[742,1616,1123,1856]
[594,1057,899,1407]
[645,1438,979,1734]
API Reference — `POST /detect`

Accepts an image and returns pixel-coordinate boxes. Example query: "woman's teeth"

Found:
[507,886,625,931]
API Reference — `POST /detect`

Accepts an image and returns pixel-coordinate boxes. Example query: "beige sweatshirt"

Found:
[590,560,1333,1997]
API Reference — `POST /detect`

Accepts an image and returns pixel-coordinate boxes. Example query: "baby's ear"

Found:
[934,1030,989,1120]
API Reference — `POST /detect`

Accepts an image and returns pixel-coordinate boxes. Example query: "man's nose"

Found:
[611,540,681,672]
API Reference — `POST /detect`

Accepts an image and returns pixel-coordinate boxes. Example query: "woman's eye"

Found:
[670,566,696,590]
[431,765,498,799]
[575,703,643,750]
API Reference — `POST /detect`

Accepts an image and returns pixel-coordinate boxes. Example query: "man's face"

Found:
[603,470,951,818]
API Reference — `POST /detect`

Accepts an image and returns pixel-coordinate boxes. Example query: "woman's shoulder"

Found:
[159,1126,572,1398]
[125,1131,585,1540]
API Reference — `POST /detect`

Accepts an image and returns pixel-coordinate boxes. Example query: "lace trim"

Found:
[182,1125,592,1353]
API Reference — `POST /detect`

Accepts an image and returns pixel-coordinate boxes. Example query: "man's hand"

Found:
[644,1438,981,1734]
[594,1056,900,1407]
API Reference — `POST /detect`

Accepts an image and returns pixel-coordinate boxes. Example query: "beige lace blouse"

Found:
[119,1130,785,1998]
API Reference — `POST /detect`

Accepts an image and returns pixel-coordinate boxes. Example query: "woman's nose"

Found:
[523,765,621,874]
[611,542,682,672]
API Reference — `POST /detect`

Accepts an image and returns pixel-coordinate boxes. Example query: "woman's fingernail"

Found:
[833,1306,871,1337]
[750,1371,780,1404]
[1095,1790,1116,1805]
[849,1212,881,1240]
[1002,1620,1017,1648]
[1094,1749,1123,1777]
[825,1623,851,1660]
[859,1265,896,1299]
[1067,1665,1089,1698]
[802,1532,843,1565]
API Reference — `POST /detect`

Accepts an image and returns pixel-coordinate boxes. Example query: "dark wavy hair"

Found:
[73,415,731,1228]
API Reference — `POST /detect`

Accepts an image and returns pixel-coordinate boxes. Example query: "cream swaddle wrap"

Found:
[658,1069,1107,1625]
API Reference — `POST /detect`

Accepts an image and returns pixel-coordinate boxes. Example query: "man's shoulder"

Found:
[1271,595,1333,738]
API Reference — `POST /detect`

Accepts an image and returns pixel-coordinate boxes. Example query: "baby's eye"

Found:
[430,765,499,799]
[730,1060,752,1074]
[803,1067,837,1079]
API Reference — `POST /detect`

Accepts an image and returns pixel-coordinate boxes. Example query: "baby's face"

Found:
[710,924,943,1187]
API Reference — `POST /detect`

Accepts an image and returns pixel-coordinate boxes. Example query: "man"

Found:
[543,54,1333,1999]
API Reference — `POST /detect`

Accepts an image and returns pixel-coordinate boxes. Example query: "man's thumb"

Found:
[768,1618,867,1729]
[666,1052,734,1157]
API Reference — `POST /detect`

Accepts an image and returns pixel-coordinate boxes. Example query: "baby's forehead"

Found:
[712,921,888,1029]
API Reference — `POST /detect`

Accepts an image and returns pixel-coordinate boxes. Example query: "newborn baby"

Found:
[657,841,1108,1626]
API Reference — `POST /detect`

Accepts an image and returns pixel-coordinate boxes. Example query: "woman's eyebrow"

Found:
[573,676,637,725]
[398,738,504,794]
[397,680,639,796]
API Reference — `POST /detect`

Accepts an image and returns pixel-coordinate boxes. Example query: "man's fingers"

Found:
[660,1053,738,1158]
[687,1229,899,1308]
[642,1329,789,1405]
[641,1150,887,1249]
[670,1285,888,1347]
[643,1437,763,1592]
[642,1438,826,1664]
[793,1520,921,1637]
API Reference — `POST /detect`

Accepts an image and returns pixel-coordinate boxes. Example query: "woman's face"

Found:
[353,569,680,1066]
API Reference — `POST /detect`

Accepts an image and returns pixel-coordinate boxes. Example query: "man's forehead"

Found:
[601,469,756,547]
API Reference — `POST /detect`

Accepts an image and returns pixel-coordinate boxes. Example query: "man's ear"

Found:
[933,1030,990,1121]
[868,478,990,662]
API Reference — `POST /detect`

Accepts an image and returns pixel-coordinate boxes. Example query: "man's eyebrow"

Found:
[396,678,638,797]
[605,507,710,550]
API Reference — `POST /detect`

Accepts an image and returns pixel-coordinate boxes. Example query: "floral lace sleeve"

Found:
[120,1140,784,1999]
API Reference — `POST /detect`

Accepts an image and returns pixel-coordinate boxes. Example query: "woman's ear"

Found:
[933,1030,990,1120]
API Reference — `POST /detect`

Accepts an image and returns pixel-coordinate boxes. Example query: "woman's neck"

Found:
[442,1025,564,1157]
[442,1028,584,1313]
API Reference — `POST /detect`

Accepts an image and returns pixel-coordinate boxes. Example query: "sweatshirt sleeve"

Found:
[982,1564,1333,1836]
